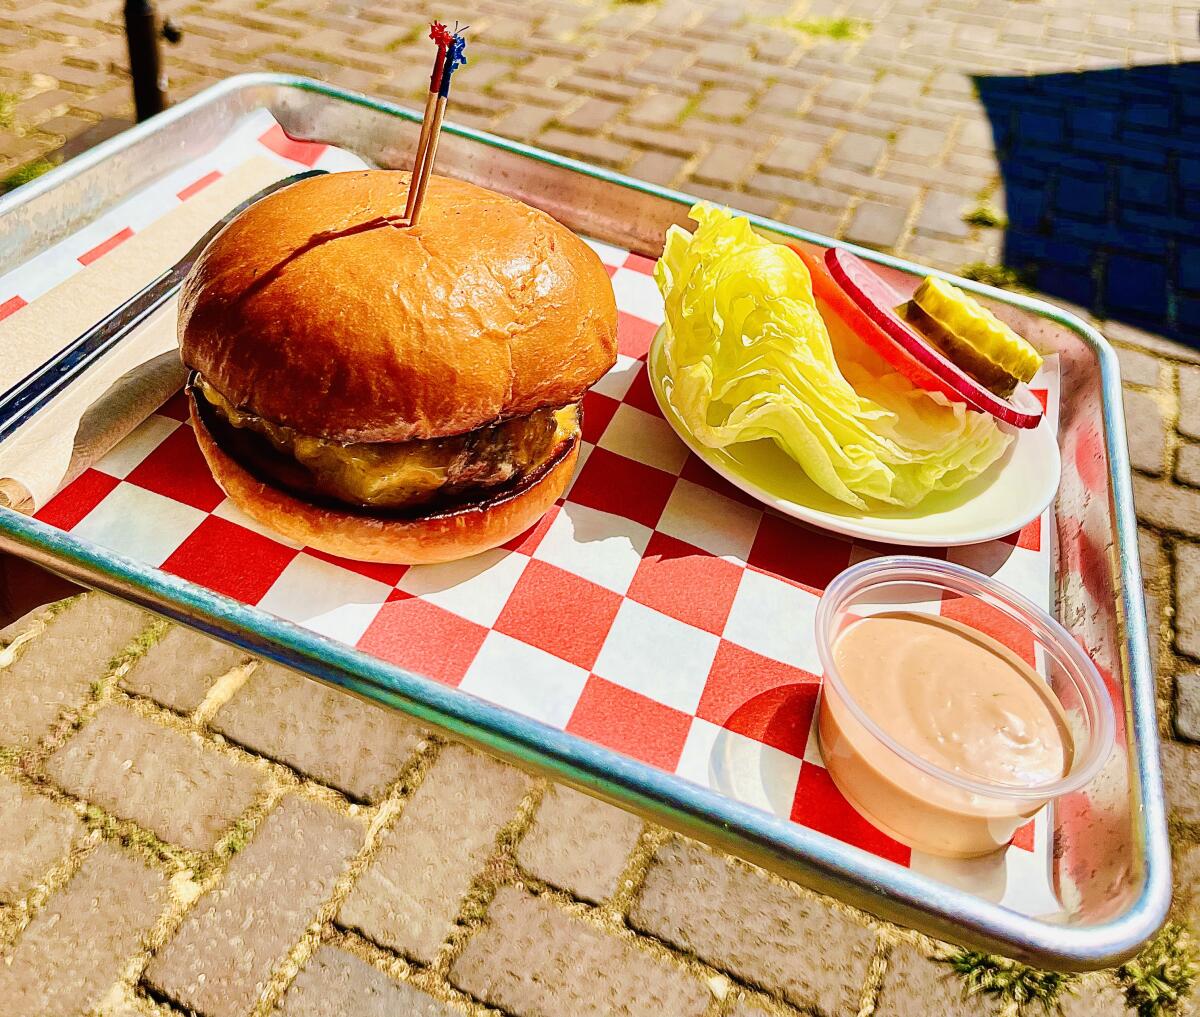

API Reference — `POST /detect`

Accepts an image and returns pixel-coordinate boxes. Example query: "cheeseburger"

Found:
[179,170,618,563]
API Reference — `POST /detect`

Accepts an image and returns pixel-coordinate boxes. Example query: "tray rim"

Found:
[0,72,1169,969]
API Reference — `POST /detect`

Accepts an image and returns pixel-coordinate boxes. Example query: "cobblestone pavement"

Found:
[3,0,1200,1014]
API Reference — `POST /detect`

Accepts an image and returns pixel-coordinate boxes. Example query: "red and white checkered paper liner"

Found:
[8,110,1065,916]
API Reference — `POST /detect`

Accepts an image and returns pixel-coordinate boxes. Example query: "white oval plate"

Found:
[648,326,1061,547]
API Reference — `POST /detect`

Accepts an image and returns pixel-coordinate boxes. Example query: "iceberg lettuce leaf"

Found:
[655,205,1012,510]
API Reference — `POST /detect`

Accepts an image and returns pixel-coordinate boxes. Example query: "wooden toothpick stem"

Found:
[401,24,465,228]
[408,95,447,226]
[404,91,439,224]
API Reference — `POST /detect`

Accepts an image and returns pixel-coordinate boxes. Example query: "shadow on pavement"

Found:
[974,62,1198,344]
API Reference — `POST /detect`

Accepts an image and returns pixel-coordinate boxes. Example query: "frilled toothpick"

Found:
[403,22,468,226]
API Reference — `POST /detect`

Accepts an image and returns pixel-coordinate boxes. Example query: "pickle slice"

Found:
[909,277,1042,396]
[901,302,1019,397]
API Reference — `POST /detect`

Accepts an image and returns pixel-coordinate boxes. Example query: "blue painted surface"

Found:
[976,63,1199,343]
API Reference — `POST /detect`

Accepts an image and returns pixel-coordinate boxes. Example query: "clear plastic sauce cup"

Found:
[815,556,1115,859]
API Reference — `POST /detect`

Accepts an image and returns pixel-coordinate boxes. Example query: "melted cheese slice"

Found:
[195,375,575,508]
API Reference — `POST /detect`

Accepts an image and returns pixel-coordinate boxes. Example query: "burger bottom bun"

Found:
[189,390,579,564]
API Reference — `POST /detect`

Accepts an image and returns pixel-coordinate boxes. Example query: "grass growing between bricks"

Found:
[107,619,170,674]
[78,803,199,877]
[674,91,705,127]
[1118,923,1200,1017]
[382,22,424,52]
[754,16,870,41]
[958,262,1032,290]
[962,202,1007,229]
[0,158,55,195]
[941,950,1076,1013]
[212,810,262,861]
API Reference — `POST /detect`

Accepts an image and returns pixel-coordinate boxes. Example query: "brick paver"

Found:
[1059,976,1134,1017]
[210,661,424,803]
[873,943,992,1017]
[145,795,361,1017]
[516,784,643,903]
[1176,445,1200,489]
[45,704,264,851]
[0,775,79,902]
[2,1,1200,1015]
[1117,347,1163,388]
[121,624,249,715]
[727,1001,772,1017]
[277,946,457,1017]
[0,594,151,748]
[1177,543,1200,659]
[338,743,530,962]
[0,842,167,1017]
[1123,388,1168,475]
[1133,475,1200,535]
[1161,741,1200,826]
[1176,672,1200,742]
[451,885,711,1017]
[1180,368,1200,440]
[845,200,908,249]
[630,837,876,1015]
[1176,841,1200,920]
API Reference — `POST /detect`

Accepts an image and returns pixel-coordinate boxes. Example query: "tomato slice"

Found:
[788,243,1042,429]
[823,248,1041,429]
[789,244,966,404]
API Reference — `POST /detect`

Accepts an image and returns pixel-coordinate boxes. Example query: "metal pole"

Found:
[123,0,166,121]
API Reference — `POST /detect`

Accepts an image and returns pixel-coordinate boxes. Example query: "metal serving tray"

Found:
[0,74,1168,969]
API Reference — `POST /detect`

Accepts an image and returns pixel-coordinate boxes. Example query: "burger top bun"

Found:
[178,170,618,443]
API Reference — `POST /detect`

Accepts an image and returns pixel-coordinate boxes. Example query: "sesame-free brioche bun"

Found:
[178,169,616,564]
[178,170,618,442]
[189,387,581,564]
